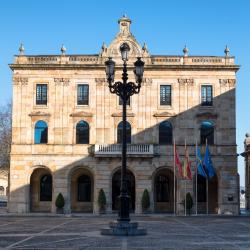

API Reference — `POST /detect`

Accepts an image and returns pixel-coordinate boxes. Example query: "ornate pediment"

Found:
[99,15,150,64]
[153,112,176,117]
[196,112,217,119]
[70,111,93,117]
[29,111,50,117]
[111,112,135,117]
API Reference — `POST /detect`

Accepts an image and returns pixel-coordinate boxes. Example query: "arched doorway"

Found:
[196,174,218,214]
[154,168,176,213]
[70,168,93,213]
[112,168,135,211]
[30,168,53,212]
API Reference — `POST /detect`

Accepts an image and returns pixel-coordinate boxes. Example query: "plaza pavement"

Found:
[0,214,250,249]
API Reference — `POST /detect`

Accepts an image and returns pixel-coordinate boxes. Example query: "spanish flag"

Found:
[174,144,183,178]
[183,144,192,180]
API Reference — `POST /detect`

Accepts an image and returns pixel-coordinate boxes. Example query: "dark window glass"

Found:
[201,85,213,106]
[77,175,91,202]
[155,174,170,202]
[200,121,214,144]
[159,121,172,144]
[76,120,89,144]
[77,84,89,105]
[160,85,171,105]
[119,96,130,105]
[117,121,131,144]
[40,174,52,201]
[35,120,48,144]
[36,84,47,105]
[197,174,206,202]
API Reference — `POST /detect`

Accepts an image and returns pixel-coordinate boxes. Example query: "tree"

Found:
[98,189,107,212]
[0,102,12,169]
[141,189,150,212]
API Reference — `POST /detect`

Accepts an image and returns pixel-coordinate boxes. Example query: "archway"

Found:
[70,168,93,213]
[112,168,135,211]
[30,168,52,212]
[196,174,218,214]
[154,168,176,213]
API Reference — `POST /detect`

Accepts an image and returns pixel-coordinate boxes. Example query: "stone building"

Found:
[242,134,250,210]
[8,16,240,214]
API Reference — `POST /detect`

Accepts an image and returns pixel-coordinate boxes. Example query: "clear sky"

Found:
[0,0,249,186]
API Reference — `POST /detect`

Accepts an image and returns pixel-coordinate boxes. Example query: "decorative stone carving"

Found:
[153,112,176,117]
[111,112,135,117]
[70,111,93,117]
[142,78,153,86]
[54,78,70,86]
[29,111,50,117]
[95,78,106,86]
[196,112,217,119]
[13,77,28,85]
[178,78,194,86]
[219,79,236,87]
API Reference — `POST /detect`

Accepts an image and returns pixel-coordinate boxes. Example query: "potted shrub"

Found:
[55,193,65,214]
[98,189,106,213]
[141,189,150,213]
[182,192,193,215]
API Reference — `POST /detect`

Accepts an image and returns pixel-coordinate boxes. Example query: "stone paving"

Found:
[0,215,250,249]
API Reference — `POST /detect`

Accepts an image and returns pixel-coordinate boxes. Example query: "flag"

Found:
[203,144,215,179]
[183,145,192,180]
[175,145,183,178]
[196,146,207,178]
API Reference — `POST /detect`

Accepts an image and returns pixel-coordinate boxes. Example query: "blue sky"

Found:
[0,0,249,185]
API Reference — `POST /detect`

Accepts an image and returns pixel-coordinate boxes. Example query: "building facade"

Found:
[242,134,250,210]
[9,16,239,214]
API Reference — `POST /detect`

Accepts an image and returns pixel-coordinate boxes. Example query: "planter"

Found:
[56,207,64,214]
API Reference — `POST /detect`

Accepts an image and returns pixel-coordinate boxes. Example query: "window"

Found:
[36,84,47,105]
[159,121,172,144]
[155,174,170,202]
[34,120,48,144]
[117,121,131,144]
[119,96,130,106]
[77,175,91,202]
[40,174,52,201]
[76,120,89,144]
[77,84,89,105]
[200,121,214,144]
[160,85,171,105]
[201,85,213,106]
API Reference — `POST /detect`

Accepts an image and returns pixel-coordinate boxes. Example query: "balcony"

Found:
[94,144,154,157]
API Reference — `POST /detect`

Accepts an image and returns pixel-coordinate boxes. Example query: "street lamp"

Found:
[101,43,146,236]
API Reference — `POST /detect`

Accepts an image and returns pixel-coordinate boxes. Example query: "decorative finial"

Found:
[19,43,25,55]
[102,42,107,52]
[224,45,230,57]
[246,133,250,138]
[183,45,189,57]
[142,42,148,52]
[61,44,66,55]
[123,14,127,18]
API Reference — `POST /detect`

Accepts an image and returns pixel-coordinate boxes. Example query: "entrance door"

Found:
[112,169,135,211]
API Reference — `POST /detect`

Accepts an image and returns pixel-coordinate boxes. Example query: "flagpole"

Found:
[174,138,176,216]
[206,139,208,215]
[195,139,198,216]
[185,139,187,216]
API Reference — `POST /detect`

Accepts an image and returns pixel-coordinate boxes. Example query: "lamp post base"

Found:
[101,221,147,236]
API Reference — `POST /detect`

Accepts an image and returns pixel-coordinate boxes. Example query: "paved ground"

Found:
[0,215,250,249]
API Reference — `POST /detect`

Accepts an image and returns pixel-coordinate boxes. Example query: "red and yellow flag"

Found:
[183,145,192,180]
[175,145,183,178]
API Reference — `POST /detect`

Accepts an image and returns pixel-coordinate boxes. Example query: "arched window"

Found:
[155,174,170,202]
[117,121,131,144]
[159,121,172,144]
[40,174,52,201]
[0,186,4,196]
[76,121,89,144]
[77,175,91,202]
[200,121,214,144]
[35,120,48,144]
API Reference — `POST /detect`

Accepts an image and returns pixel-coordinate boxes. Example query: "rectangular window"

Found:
[36,84,47,105]
[160,85,171,105]
[77,84,89,105]
[201,85,213,106]
[119,96,130,106]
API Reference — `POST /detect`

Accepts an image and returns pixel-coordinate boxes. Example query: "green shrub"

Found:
[55,193,65,209]
[141,189,150,211]
[98,189,106,210]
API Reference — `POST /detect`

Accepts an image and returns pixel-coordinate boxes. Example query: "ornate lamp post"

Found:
[101,43,147,236]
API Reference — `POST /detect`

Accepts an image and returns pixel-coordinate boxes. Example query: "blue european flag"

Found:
[197,146,207,178]
[203,145,215,179]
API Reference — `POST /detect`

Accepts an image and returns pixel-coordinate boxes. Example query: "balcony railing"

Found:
[94,144,154,157]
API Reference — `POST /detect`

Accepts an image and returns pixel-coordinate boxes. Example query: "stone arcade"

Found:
[8,16,239,214]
